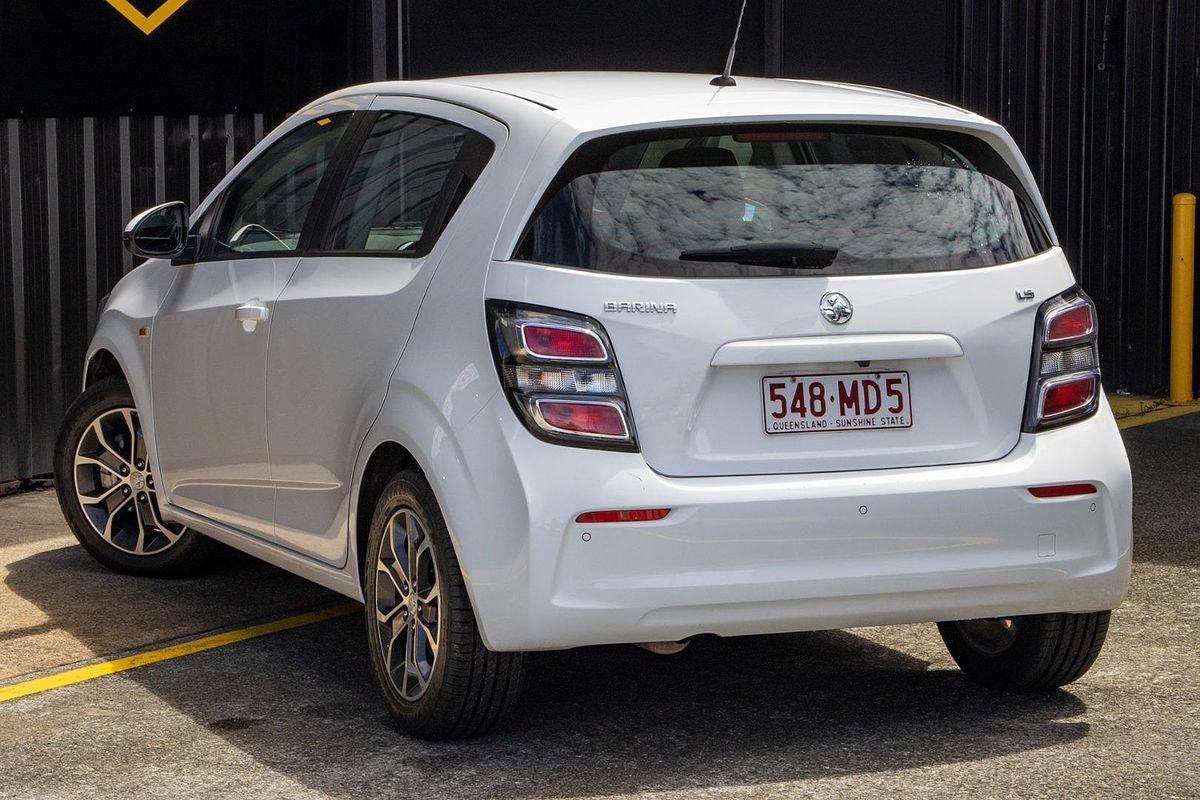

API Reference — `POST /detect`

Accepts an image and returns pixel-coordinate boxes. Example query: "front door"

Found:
[152,112,353,537]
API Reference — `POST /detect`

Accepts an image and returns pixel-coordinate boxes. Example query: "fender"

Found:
[84,259,181,511]
[349,379,535,650]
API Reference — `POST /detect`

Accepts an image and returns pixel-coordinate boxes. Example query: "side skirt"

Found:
[163,502,364,602]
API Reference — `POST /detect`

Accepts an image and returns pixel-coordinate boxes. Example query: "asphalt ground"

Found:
[1,413,1198,799]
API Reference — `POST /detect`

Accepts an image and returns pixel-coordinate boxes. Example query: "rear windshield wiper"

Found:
[679,241,839,268]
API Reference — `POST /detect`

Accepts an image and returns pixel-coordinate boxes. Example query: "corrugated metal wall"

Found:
[0,114,285,481]
[2,0,1198,482]
[954,0,1200,399]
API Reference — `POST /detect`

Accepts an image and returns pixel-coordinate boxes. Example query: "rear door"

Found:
[506,124,1069,477]
[266,98,504,565]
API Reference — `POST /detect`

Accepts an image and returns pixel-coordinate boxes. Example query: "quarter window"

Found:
[324,112,483,254]
[211,114,350,255]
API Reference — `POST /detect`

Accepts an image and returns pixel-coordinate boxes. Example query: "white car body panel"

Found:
[152,257,294,539]
[83,73,1131,652]
[487,250,1074,477]
[267,98,509,567]
[448,392,1130,650]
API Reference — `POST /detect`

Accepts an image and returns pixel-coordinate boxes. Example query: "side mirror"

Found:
[122,201,190,259]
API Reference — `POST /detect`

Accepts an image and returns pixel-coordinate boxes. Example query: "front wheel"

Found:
[53,376,217,576]
[938,611,1111,691]
[364,470,526,739]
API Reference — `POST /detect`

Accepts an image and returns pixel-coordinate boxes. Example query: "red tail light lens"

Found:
[576,508,671,523]
[1045,302,1095,344]
[1040,374,1098,419]
[1024,288,1101,432]
[519,324,608,361]
[488,301,638,451]
[535,400,628,438]
[1028,483,1098,498]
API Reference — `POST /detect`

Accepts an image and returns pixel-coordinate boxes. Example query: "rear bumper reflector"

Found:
[1028,483,1098,498]
[576,508,671,523]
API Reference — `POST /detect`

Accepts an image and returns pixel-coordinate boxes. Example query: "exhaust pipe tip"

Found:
[634,640,690,656]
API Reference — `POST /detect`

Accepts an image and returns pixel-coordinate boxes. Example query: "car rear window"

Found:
[515,125,1052,277]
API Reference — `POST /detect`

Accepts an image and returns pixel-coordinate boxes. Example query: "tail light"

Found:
[1023,288,1101,431]
[487,301,638,451]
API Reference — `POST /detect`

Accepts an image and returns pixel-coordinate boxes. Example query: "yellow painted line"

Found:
[1107,393,1168,420]
[1117,403,1200,430]
[0,602,359,704]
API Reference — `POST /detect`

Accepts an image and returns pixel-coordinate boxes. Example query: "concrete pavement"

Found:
[0,415,1197,799]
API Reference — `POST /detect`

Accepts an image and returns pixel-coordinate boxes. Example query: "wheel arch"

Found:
[353,440,422,590]
[84,323,159,501]
[84,348,127,389]
[347,383,530,651]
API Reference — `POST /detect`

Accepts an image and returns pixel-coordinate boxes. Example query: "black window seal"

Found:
[298,111,380,252]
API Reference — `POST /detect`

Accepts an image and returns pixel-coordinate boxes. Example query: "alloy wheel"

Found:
[374,508,442,702]
[72,406,186,555]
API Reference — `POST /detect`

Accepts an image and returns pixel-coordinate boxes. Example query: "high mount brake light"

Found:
[1024,288,1101,431]
[488,301,638,451]
[731,131,831,142]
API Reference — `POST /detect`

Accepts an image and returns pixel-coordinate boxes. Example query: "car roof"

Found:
[316,71,989,134]
[293,71,1054,262]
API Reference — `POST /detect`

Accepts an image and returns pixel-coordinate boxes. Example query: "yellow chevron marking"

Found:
[104,0,191,35]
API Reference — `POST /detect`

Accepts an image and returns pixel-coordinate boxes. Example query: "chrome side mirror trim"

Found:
[122,200,190,260]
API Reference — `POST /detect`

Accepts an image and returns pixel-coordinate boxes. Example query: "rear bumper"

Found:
[452,397,1132,651]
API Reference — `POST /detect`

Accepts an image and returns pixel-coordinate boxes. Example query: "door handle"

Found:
[235,301,269,332]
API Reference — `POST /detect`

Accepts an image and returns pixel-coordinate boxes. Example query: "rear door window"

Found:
[516,126,1051,277]
[322,112,493,255]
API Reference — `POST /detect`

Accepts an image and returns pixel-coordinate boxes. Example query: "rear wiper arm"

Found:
[679,241,839,268]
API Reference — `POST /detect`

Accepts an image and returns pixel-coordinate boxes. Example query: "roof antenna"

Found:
[710,0,748,87]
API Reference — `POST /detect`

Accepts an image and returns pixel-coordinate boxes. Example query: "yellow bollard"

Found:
[1170,192,1196,402]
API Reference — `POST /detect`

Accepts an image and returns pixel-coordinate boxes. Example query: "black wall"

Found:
[0,1,365,115]
[2,0,1198,481]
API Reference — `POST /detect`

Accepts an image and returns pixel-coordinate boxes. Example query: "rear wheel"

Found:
[938,611,1111,691]
[364,470,526,739]
[53,376,217,576]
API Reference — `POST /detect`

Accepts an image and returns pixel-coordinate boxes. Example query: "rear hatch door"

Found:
[505,124,1069,477]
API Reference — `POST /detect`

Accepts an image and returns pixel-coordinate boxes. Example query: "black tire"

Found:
[53,375,217,577]
[364,470,526,739]
[938,611,1111,691]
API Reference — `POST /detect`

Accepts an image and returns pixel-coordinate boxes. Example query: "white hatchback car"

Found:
[55,73,1132,739]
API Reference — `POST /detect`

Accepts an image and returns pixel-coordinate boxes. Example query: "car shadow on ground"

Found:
[1,541,340,674]
[5,544,1088,799]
